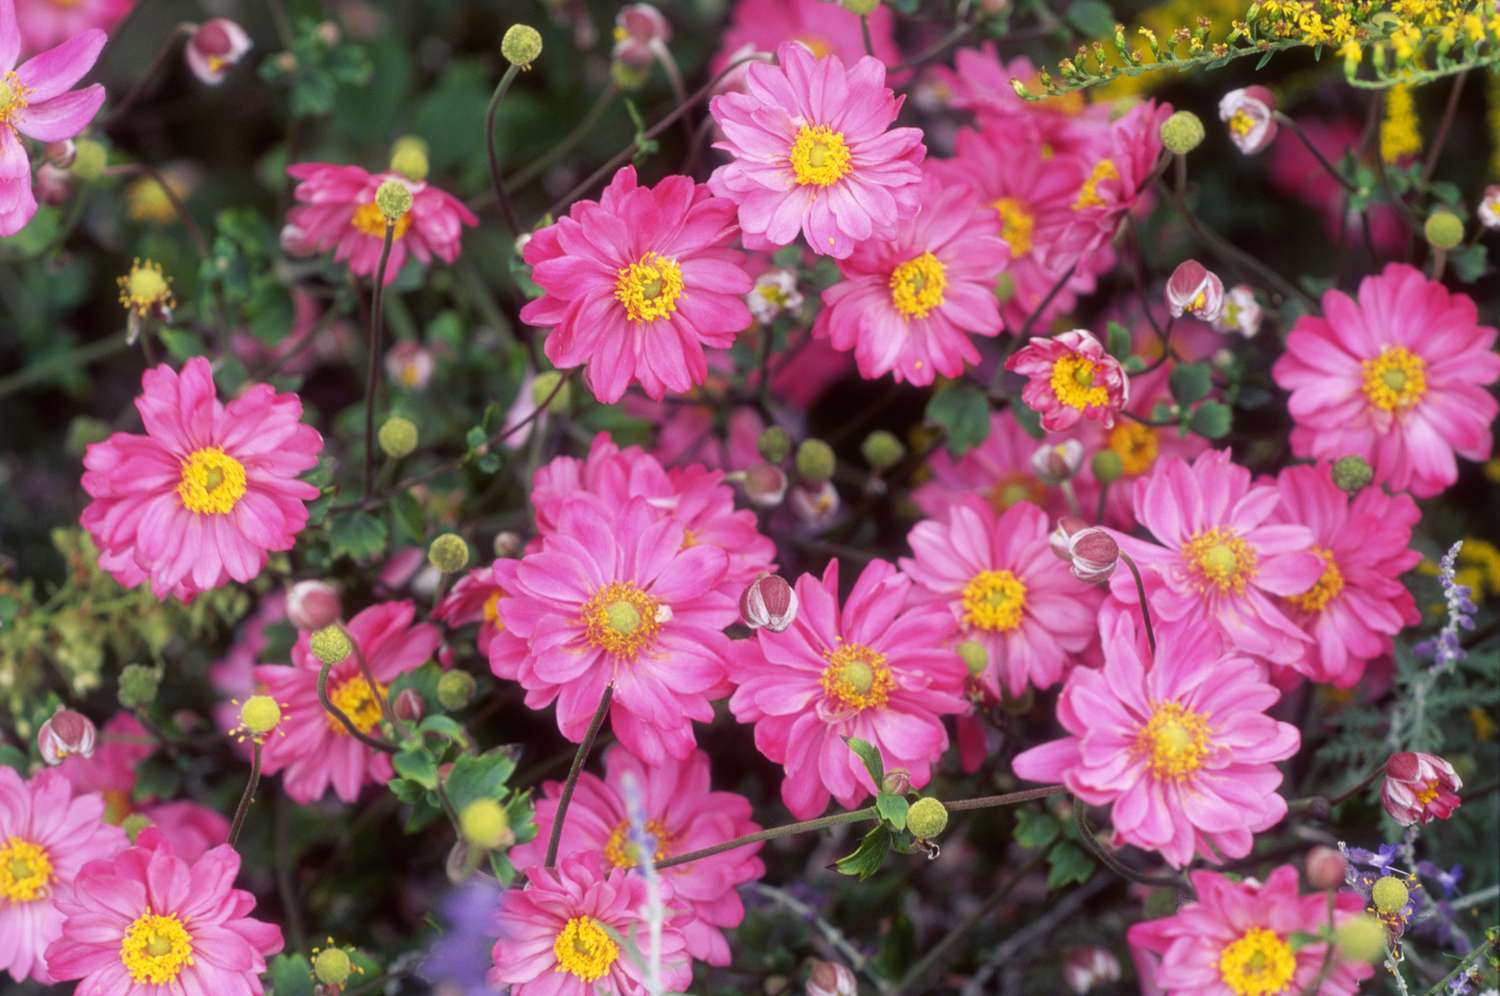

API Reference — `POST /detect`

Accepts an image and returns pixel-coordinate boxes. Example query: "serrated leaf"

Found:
[843,735,885,786]
[925,384,992,455]
[392,748,438,789]
[268,954,315,996]
[444,749,518,813]
[1105,321,1132,361]
[876,792,909,831]
[1168,363,1212,406]
[1046,841,1095,889]
[1013,809,1061,849]
[1189,400,1233,439]
[835,825,892,880]
[327,511,388,562]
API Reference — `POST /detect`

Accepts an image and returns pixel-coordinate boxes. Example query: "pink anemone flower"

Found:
[1006,329,1130,431]
[913,410,1068,522]
[433,566,508,658]
[13,0,127,56]
[1047,100,1171,264]
[711,0,901,78]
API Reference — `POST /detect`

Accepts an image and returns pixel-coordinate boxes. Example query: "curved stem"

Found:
[650,40,694,148]
[346,624,400,740]
[228,742,263,848]
[363,223,395,500]
[544,685,615,867]
[483,64,524,234]
[1157,179,1314,307]
[504,85,618,195]
[105,25,191,128]
[1072,801,1184,889]
[1118,551,1156,659]
[889,18,976,74]
[1421,70,1468,187]
[316,656,399,754]
[1326,761,1385,807]
[1273,112,1358,195]
[859,14,875,57]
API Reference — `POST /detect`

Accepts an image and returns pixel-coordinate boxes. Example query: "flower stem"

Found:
[104,25,192,128]
[316,655,399,754]
[228,742,262,848]
[1273,112,1359,195]
[1072,801,1184,889]
[483,64,523,235]
[544,684,615,867]
[363,223,396,501]
[1118,551,1156,659]
[860,14,875,57]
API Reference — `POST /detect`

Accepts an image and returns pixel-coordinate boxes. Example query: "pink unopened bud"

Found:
[881,769,911,795]
[1218,85,1277,155]
[386,341,434,390]
[45,139,76,168]
[1166,259,1225,322]
[1062,946,1121,994]
[35,163,73,206]
[806,959,857,996]
[1305,845,1347,891]
[1048,516,1089,560]
[742,461,789,508]
[393,688,425,723]
[1382,751,1462,826]
[1050,518,1119,583]
[788,479,839,529]
[38,709,97,765]
[1030,440,1084,484]
[612,3,670,67]
[287,580,342,631]
[186,19,253,85]
[740,573,798,633]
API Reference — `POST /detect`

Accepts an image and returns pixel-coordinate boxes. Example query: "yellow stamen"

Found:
[120,910,195,985]
[326,674,388,735]
[351,200,413,239]
[0,71,33,125]
[117,259,177,317]
[1073,159,1119,210]
[1049,354,1110,410]
[176,446,247,516]
[1361,345,1427,412]
[1182,527,1258,594]
[552,915,619,982]
[789,124,853,188]
[992,197,1035,257]
[985,474,1044,514]
[603,818,673,869]
[888,252,947,319]
[1217,927,1296,996]
[614,251,685,323]
[1136,702,1213,780]
[1107,422,1159,477]
[1288,547,1344,613]
[820,642,894,712]
[961,569,1027,632]
[581,581,662,661]
[482,590,504,629]
[0,838,53,902]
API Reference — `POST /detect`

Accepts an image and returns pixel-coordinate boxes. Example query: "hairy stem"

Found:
[544,685,615,867]
[228,743,263,848]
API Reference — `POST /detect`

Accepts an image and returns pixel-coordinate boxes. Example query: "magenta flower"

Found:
[1006,329,1130,431]
[711,0,900,79]
[0,768,126,984]
[490,856,692,995]
[434,565,508,658]
[1050,100,1171,262]
[901,499,1102,699]
[1218,85,1277,155]
[47,832,283,996]
[0,0,107,236]
[1013,613,1300,867]
[813,174,1005,384]
[1271,462,1421,686]
[255,601,441,803]
[491,497,737,764]
[13,0,126,55]
[1165,259,1225,322]
[511,747,764,966]
[1382,751,1463,826]
[727,559,967,818]
[913,410,1061,522]
[80,358,323,602]
[1273,263,1500,498]
[286,162,477,284]
[1128,866,1373,995]
[184,18,252,85]
[521,165,753,403]
[708,41,925,258]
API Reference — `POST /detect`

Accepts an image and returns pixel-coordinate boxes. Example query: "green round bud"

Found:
[1091,449,1124,485]
[861,430,906,471]
[374,179,413,223]
[795,439,836,482]
[956,640,988,677]
[1423,210,1463,250]
[757,426,791,464]
[1334,913,1388,963]
[1331,455,1373,494]
[313,946,353,987]
[238,695,283,736]
[389,135,430,182]
[1160,110,1206,155]
[531,370,572,413]
[70,139,108,182]
[841,0,881,13]
[120,813,153,843]
[502,24,543,68]
[378,416,419,459]
[118,665,161,709]
[309,625,354,665]
[66,416,110,456]
[428,533,469,573]
[1372,875,1409,914]
[436,669,477,711]
[906,797,949,840]
[610,59,652,91]
[459,799,513,850]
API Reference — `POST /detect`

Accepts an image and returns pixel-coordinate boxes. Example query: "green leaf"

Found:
[1189,400,1233,439]
[925,384,991,455]
[416,714,469,743]
[1105,321,1132,361]
[390,491,425,545]
[835,825,892,880]
[876,792,909,831]
[327,511,388,562]
[1065,0,1116,37]
[1046,841,1095,889]
[444,749,518,813]
[843,736,884,786]
[268,954,316,996]
[0,744,27,772]
[1168,363,1212,406]
[392,748,438,789]
[1449,244,1487,283]
[1013,809,1061,850]
[158,328,208,360]
[1011,399,1044,440]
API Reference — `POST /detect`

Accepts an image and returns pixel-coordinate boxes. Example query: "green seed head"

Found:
[502,24,543,68]
[459,799,513,850]
[906,797,949,840]
[861,430,906,471]
[1334,914,1388,963]
[374,179,412,223]
[795,439,836,482]
[309,626,354,665]
[117,665,161,709]
[757,426,791,464]
[1160,110,1206,154]
[378,416,419,459]
[436,670,477,711]
[427,533,470,574]
[389,135,430,182]
[313,946,353,987]
[1371,875,1409,914]
[1423,210,1463,250]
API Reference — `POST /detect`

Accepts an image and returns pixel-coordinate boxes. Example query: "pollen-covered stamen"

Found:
[1136,701,1213,780]
[820,642,894,712]
[482,590,504,629]
[1183,527,1258,594]
[1217,927,1296,996]
[326,674,388,735]
[118,259,177,317]
[993,197,1035,257]
[552,915,619,982]
[1073,158,1120,210]
[177,446,248,516]
[614,251,685,323]
[1050,354,1110,410]
[0,71,33,126]
[1107,422,1159,476]
[888,252,947,319]
[1226,110,1258,137]
[1361,345,1427,412]
[0,838,53,902]
[582,581,663,660]
[120,910,196,985]
[961,569,1027,632]
[789,124,853,187]
[351,200,413,239]
[1288,546,1344,613]
[604,818,674,868]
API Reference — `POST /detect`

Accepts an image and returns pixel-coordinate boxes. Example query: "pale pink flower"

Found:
[185,18,251,85]
[522,165,752,402]
[255,601,441,803]
[708,41,925,259]
[1013,613,1300,867]
[37,709,96,765]
[1214,283,1262,338]
[285,579,341,631]
[807,959,859,996]
[80,358,323,602]
[511,747,764,966]
[710,0,900,78]
[1006,329,1130,431]
[1480,183,1500,229]
[727,559,967,818]
[913,410,1061,521]
[1218,85,1277,155]
[1062,946,1121,994]
[612,3,669,67]
[13,0,125,56]
[433,566,508,657]
[1165,259,1224,322]
[385,340,434,389]
[1382,751,1462,826]
[1272,263,1500,498]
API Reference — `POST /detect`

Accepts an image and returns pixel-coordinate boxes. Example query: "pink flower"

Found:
[285,578,341,631]
[79,359,323,601]
[1128,866,1373,995]
[47,832,283,996]
[1013,613,1300,867]
[1006,329,1130,431]
[0,0,107,236]
[491,498,737,764]
[1214,283,1263,338]
[185,18,251,85]
[711,0,900,77]
[612,3,669,67]
[1165,259,1224,322]
[490,857,692,995]
[37,708,96,765]
[1109,450,1322,665]
[708,42,925,259]
[1480,183,1500,229]
[1050,100,1171,262]
[813,175,1005,384]
[913,410,1059,522]
[255,601,441,803]
[1382,751,1462,826]
[13,0,125,56]
[1272,263,1500,498]
[434,566,508,657]
[1218,85,1277,155]
[727,559,968,818]
[1270,462,1421,686]
[0,768,126,983]
[286,162,477,285]
[521,165,752,403]
[510,748,764,966]
[901,499,1102,699]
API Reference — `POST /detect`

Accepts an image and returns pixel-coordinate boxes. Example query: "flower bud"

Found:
[70,138,108,181]
[880,769,911,795]
[393,687,426,723]
[906,797,948,839]
[531,370,572,412]
[956,640,988,676]
[1382,751,1462,826]
[1371,875,1409,914]
[428,533,470,574]
[742,462,789,508]
[1218,86,1277,154]
[862,430,906,470]
[795,439,835,482]
[287,580,342,631]
[437,670,477,711]
[1333,914,1388,962]
[38,709,97,765]
[757,426,790,463]
[309,625,354,665]
[748,269,803,322]
[280,223,315,257]
[314,20,341,45]
[806,960,857,996]
[1160,110,1205,155]
[1091,449,1123,485]
[788,479,839,529]
[493,531,523,558]
[1423,210,1463,250]
[1331,455,1372,494]
[740,573,799,632]
[459,799,514,850]
[612,4,670,68]
[378,416,419,459]
[1305,845,1348,891]
[1062,946,1122,994]
[118,665,161,709]
[1050,518,1119,583]
[1166,259,1225,322]
[35,163,72,206]
[502,24,543,68]
[45,139,76,169]
[1031,440,1084,484]
[1479,184,1500,231]
[841,0,881,13]
[186,18,253,85]
[374,179,413,224]
[313,945,353,987]
[389,135,430,182]
[385,341,434,390]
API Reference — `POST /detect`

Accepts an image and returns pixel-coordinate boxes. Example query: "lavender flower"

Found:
[1415,541,1477,671]
[421,879,504,996]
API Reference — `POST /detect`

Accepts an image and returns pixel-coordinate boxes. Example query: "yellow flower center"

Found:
[1227,109,1258,137]
[552,915,619,982]
[1361,346,1427,412]
[120,910,195,985]
[0,72,32,126]
[117,259,177,317]
[176,446,247,516]
[820,642,894,712]
[614,251,685,323]
[351,200,413,239]
[603,818,673,869]
[757,283,787,307]
[581,581,662,661]
[1107,422,1159,477]
[482,590,504,629]
[961,569,1027,632]
[0,838,53,903]
[792,34,832,58]
[1287,547,1344,613]
[1136,701,1213,780]
[888,252,947,319]
[985,474,1045,514]
[1050,354,1110,410]
[993,197,1035,257]
[326,674,388,735]
[1073,158,1120,210]
[1218,927,1297,996]
[789,124,853,188]
[1183,527,1258,594]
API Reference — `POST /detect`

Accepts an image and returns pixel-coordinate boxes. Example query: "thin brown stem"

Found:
[1073,801,1185,889]
[316,656,398,754]
[1274,112,1359,194]
[483,65,523,234]
[1420,71,1468,186]
[228,743,263,848]
[860,14,875,57]
[544,685,615,867]
[1118,551,1156,658]
[363,223,395,500]
[105,25,191,127]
